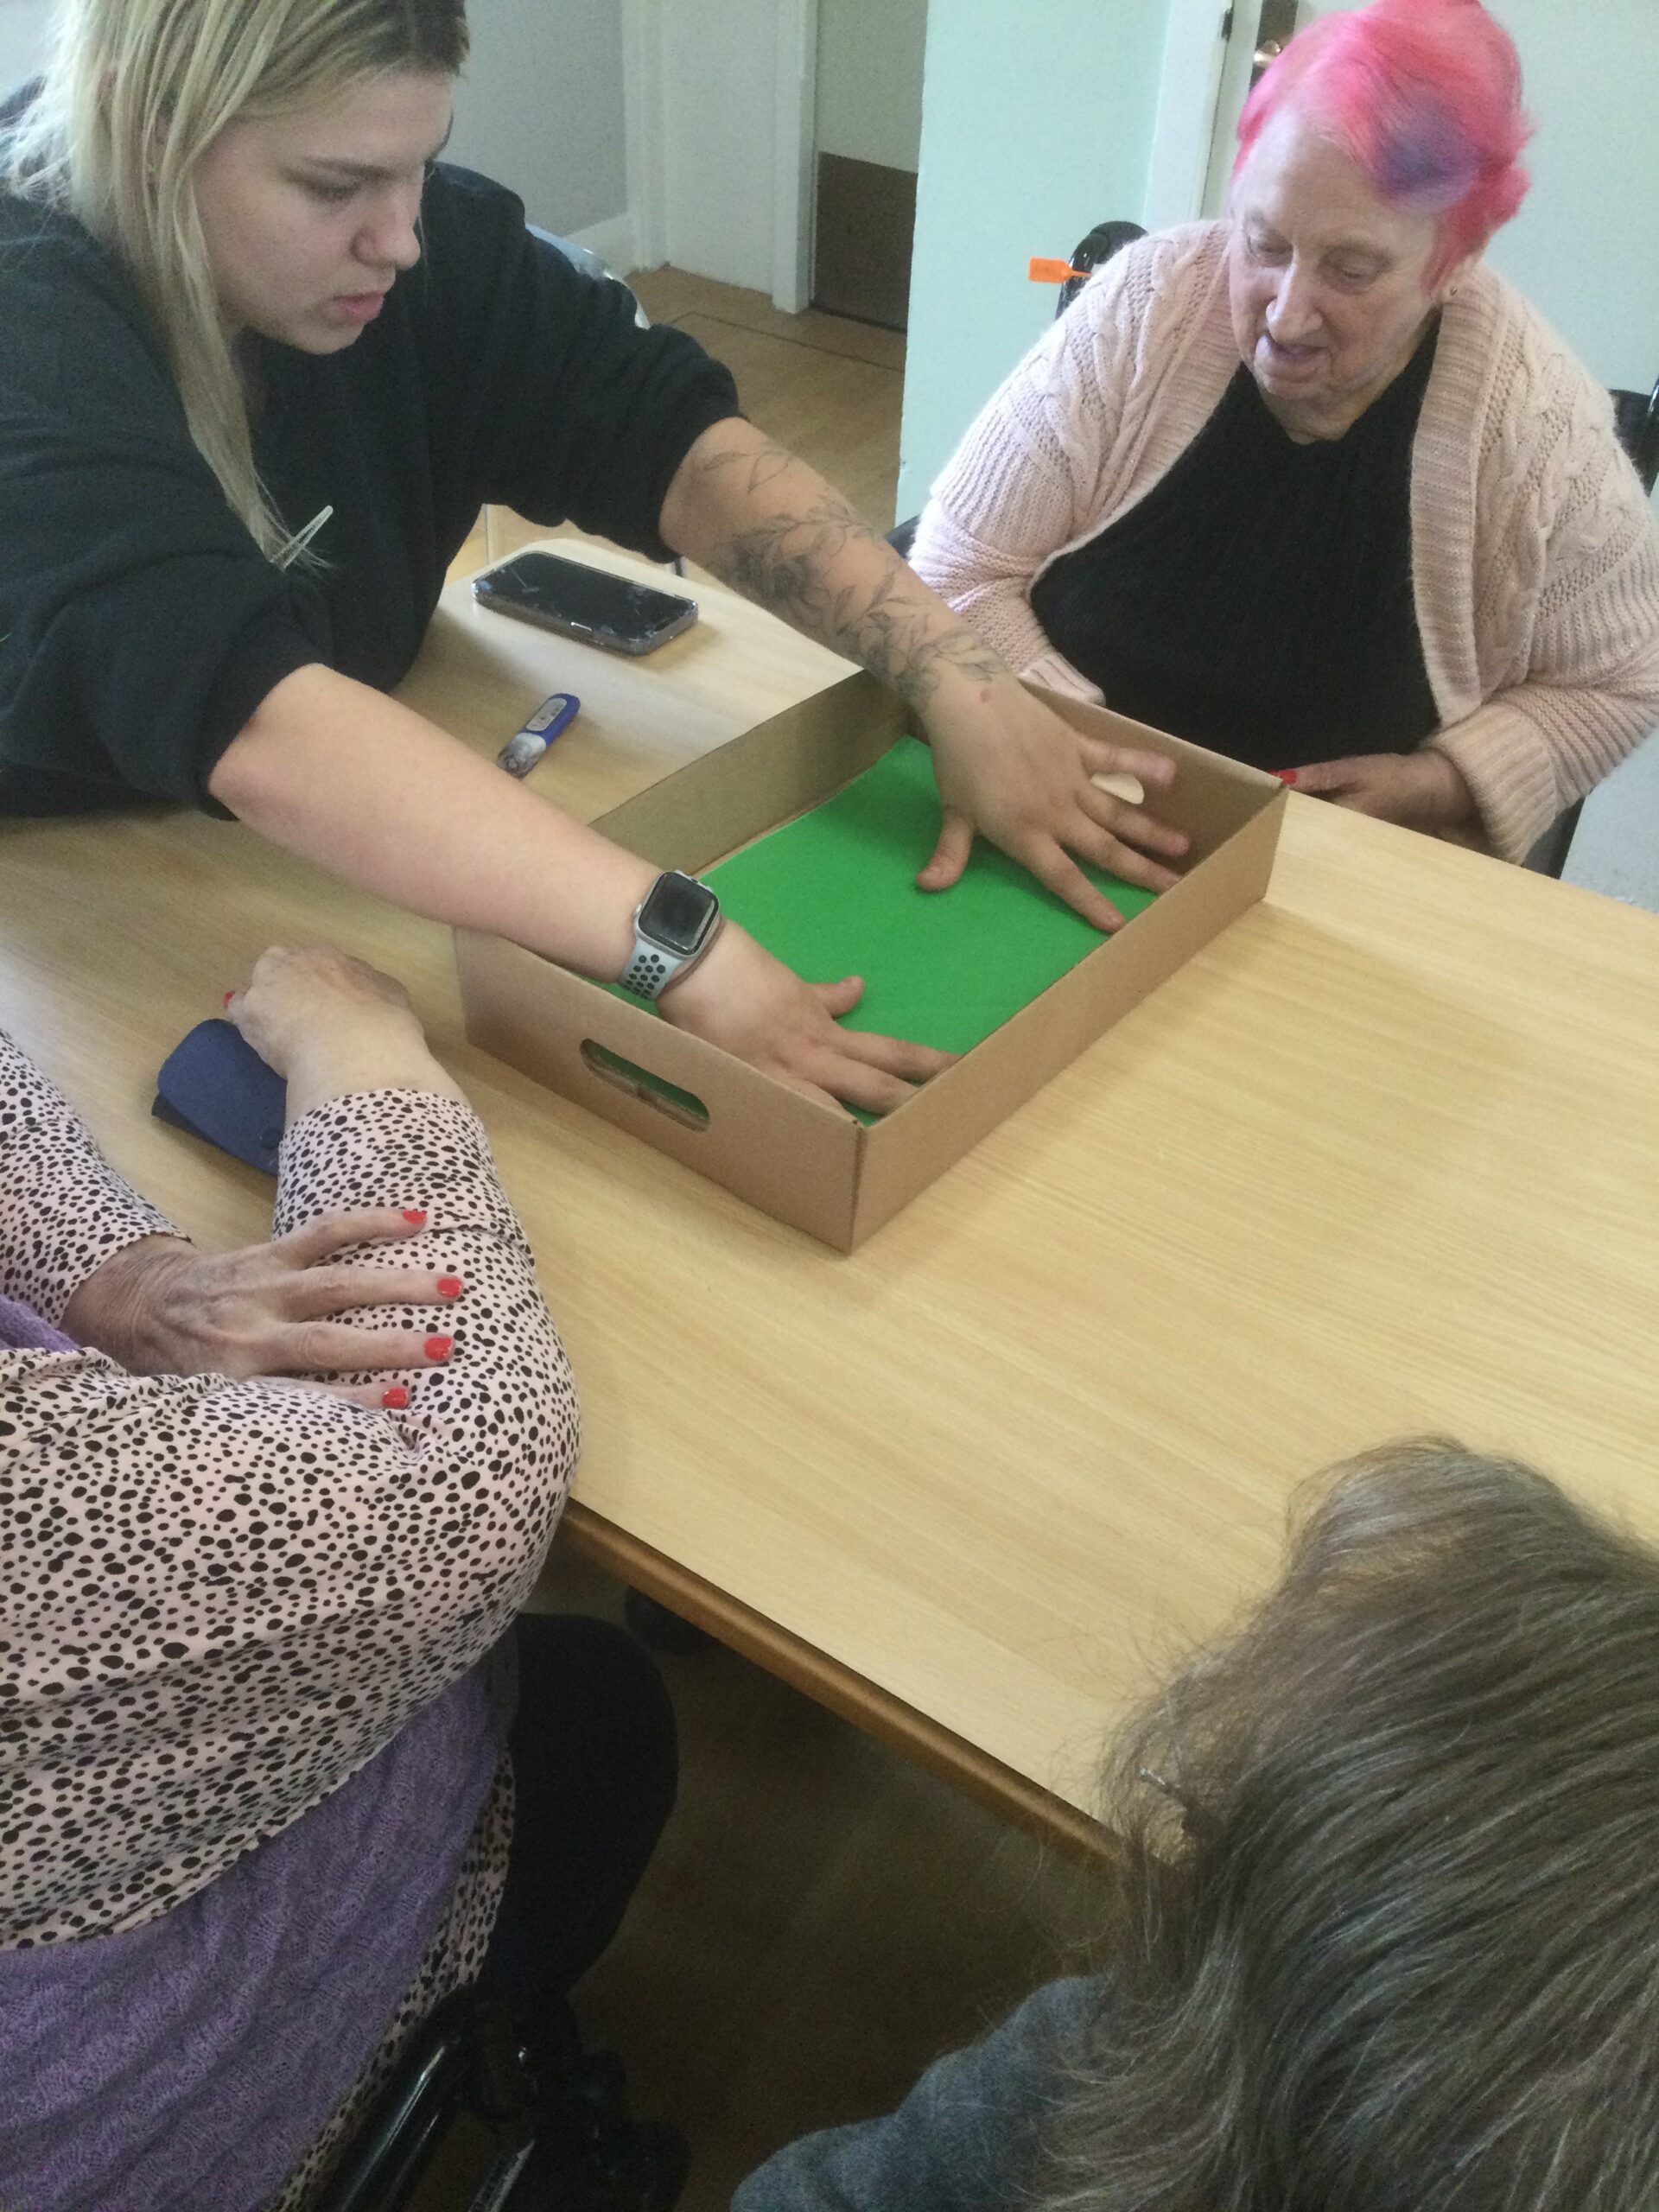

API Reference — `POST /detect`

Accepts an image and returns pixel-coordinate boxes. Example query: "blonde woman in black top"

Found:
[0,0,1189,1114]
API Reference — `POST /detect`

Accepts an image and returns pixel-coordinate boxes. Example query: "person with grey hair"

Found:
[736,1440,1659,2212]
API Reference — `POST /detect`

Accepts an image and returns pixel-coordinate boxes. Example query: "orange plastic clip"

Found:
[1028,256,1088,285]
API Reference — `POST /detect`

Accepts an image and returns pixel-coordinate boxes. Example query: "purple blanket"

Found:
[0,1292,74,1352]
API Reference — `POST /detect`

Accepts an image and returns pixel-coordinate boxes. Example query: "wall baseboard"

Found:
[565,211,645,278]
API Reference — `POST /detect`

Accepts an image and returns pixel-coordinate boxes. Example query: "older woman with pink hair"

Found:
[912,0,1659,862]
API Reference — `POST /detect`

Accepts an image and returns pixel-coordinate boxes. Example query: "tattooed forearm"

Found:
[682,439,1007,709]
[686,438,805,504]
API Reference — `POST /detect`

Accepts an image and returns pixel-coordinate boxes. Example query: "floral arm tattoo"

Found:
[677,433,1006,711]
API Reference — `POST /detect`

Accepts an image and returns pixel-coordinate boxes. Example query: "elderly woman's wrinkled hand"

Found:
[227,943,433,1083]
[225,943,468,1122]
[1293,748,1478,836]
[58,943,476,1398]
[60,1212,463,1396]
[916,676,1192,931]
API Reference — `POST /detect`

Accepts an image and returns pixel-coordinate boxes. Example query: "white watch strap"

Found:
[620,939,683,1000]
[621,915,722,1001]
[622,874,721,1000]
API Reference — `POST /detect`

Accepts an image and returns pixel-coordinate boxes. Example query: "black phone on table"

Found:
[473,550,697,656]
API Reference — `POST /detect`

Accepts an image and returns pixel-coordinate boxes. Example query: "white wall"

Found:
[446,0,627,240]
[898,0,1173,520]
[1482,0,1659,395]
[0,0,49,95]
[817,0,927,174]
[1567,738,1659,914]
[0,1,629,243]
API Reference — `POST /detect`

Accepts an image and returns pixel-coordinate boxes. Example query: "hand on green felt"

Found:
[701,738,1161,1065]
[916,674,1190,931]
[661,918,955,1116]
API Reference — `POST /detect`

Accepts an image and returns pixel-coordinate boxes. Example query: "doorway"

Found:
[635,0,925,322]
[1200,0,1314,211]
[810,0,928,332]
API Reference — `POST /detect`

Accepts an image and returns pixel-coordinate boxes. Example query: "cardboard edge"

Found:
[846,786,1286,1245]
[1022,679,1282,861]
[458,677,1288,1253]
[456,930,865,1249]
[594,669,904,868]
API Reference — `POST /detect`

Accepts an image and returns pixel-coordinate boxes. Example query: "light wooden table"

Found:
[3,543,1656,1853]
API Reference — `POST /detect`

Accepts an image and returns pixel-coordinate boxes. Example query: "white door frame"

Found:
[621,0,818,308]
[1141,0,1232,232]
[772,0,819,315]
[620,0,667,273]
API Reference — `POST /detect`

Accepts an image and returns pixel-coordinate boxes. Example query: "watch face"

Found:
[639,871,719,957]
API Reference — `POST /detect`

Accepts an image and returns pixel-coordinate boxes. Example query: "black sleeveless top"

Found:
[1027,323,1441,770]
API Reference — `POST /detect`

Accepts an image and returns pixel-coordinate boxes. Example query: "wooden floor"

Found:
[528,1552,1107,2211]
[451,269,1109,2209]
[634,265,906,528]
[449,260,908,582]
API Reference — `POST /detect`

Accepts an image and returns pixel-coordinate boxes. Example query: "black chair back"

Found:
[1611,377,1659,496]
[1056,220,1147,317]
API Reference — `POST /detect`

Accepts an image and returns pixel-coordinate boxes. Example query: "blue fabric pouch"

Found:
[153,1020,286,1176]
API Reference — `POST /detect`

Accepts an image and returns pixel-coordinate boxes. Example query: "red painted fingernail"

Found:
[1274,769,1299,785]
[437,1276,463,1299]
[424,1335,454,1363]
[222,990,235,1007]
[381,1385,410,1410]
[402,1209,427,1224]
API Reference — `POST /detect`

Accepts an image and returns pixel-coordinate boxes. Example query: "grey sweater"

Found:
[733,1978,1096,2212]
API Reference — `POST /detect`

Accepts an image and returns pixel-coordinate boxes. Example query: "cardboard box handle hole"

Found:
[580,1040,710,1133]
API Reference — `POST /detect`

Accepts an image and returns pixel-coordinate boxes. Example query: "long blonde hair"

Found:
[3,0,469,563]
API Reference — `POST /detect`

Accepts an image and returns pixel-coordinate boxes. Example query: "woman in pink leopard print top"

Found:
[0,945,676,2212]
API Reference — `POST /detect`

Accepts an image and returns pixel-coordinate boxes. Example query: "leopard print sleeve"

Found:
[1,1082,579,1948]
[0,1029,181,1321]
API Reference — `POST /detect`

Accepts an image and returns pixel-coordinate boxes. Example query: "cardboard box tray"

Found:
[457,674,1285,1250]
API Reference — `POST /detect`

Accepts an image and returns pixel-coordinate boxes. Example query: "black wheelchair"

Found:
[314,1990,685,2212]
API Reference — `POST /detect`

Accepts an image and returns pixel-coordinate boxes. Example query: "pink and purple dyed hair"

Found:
[1235,0,1533,283]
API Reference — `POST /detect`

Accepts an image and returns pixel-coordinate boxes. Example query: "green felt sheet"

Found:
[702,735,1155,1056]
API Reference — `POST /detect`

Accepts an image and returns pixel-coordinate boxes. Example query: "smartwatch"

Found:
[620,870,722,1000]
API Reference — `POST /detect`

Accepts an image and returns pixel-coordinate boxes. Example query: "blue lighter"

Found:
[497,691,581,778]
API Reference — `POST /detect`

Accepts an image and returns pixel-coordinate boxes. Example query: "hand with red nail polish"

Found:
[65,1209,480,1383]
[75,949,485,1389]
[1287,751,1478,833]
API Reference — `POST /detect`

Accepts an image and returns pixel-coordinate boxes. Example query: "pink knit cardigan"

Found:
[912,224,1659,861]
